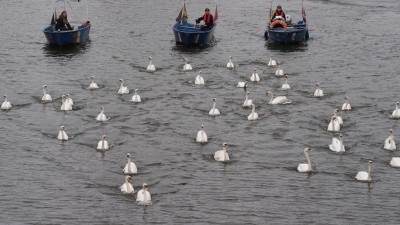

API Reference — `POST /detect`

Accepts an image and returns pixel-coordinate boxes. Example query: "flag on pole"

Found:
[302,8,306,21]
[175,7,183,22]
[182,2,188,21]
[214,5,218,25]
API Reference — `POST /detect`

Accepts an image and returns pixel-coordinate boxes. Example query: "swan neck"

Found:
[126,179,131,192]
[127,158,132,173]
[269,94,273,104]
[223,147,227,161]
[61,131,65,140]
[252,106,255,113]
[367,164,371,181]
[143,189,148,202]
[305,151,311,171]
[340,139,344,151]
[102,139,105,148]
[331,119,335,131]
[213,102,216,109]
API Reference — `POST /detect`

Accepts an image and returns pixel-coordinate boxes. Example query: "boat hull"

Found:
[265,21,309,44]
[43,24,91,46]
[172,21,215,45]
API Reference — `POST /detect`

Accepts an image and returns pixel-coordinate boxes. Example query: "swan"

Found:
[96,106,109,121]
[393,102,400,118]
[65,94,74,105]
[88,76,99,89]
[183,58,193,71]
[250,68,260,82]
[214,143,229,162]
[60,95,72,111]
[267,91,291,104]
[195,71,205,85]
[327,116,340,132]
[226,56,234,69]
[118,79,129,94]
[275,63,284,76]
[342,96,351,110]
[268,54,277,66]
[131,89,141,102]
[57,126,68,141]
[314,83,324,97]
[196,125,208,143]
[243,92,253,107]
[120,175,134,193]
[390,157,400,167]
[42,85,52,101]
[355,161,372,182]
[209,98,220,116]
[237,81,247,88]
[146,57,156,72]
[384,129,396,150]
[329,134,345,152]
[281,75,291,90]
[333,109,343,125]
[297,148,312,172]
[97,135,109,150]
[248,104,259,120]
[1,95,12,110]
[123,153,138,174]
[136,183,151,203]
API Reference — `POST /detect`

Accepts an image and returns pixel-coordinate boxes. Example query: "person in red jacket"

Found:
[195,8,214,31]
[271,5,286,22]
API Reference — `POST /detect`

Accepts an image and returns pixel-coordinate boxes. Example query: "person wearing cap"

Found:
[271,5,286,22]
[195,8,214,31]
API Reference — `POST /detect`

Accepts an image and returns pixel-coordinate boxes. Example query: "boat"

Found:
[172,1,218,45]
[264,0,309,44]
[43,0,91,46]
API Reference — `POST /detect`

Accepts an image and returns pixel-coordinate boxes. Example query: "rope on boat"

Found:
[67,0,83,24]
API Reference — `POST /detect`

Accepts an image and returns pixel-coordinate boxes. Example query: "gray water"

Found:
[1,0,400,224]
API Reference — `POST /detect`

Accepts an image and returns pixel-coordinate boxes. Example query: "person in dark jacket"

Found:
[195,8,214,31]
[271,5,286,22]
[55,11,74,31]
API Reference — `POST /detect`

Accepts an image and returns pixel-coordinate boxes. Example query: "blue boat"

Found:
[172,1,218,45]
[43,0,91,46]
[264,0,309,44]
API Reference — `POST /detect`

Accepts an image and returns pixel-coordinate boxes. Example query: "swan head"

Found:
[304,147,312,152]
[100,106,104,111]
[270,54,273,58]
[142,183,148,190]
[253,68,257,73]
[397,102,399,106]
[62,95,66,100]
[198,71,202,76]
[316,83,320,88]
[222,142,228,148]
[135,89,139,93]
[102,135,106,140]
[148,57,152,60]
[90,76,94,80]
[345,96,349,100]
[285,75,288,79]
[266,91,273,96]
[126,153,131,159]
[277,61,281,65]
[60,126,66,131]
[119,79,124,83]
[246,92,250,96]
[389,129,393,135]
[42,85,48,89]
[183,57,188,63]
[125,175,132,182]
[332,116,336,121]
[249,103,255,109]
[3,95,7,99]
[335,109,340,114]
[66,93,70,98]
[339,134,343,140]
[212,98,216,102]
[369,161,372,166]
[201,125,204,130]
[229,56,232,59]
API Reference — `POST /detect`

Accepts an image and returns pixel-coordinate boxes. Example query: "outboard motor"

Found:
[285,15,292,25]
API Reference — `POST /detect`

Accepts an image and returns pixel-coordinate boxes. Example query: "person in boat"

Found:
[195,8,214,31]
[55,11,74,31]
[271,5,286,22]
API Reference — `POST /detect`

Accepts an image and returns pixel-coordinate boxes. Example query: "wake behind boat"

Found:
[43,0,91,46]
[172,1,218,45]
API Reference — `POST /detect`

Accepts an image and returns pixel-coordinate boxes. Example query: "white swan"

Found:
[57,126,68,141]
[96,106,109,122]
[209,98,220,116]
[281,75,291,90]
[65,94,74,105]
[226,56,234,69]
[355,161,372,182]
[214,143,229,162]
[390,157,400,167]
[342,96,351,110]
[243,92,253,107]
[250,68,260,82]
[268,54,277,66]
[297,148,312,172]
[146,57,156,72]
[248,104,259,120]
[131,89,141,102]
[329,134,345,152]
[267,91,291,104]
[196,125,208,143]
[384,129,396,150]
[136,183,151,203]
[120,175,134,193]
[275,63,284,76]
[195,71,205,85]
[183,58,193,71]
[97,135,109,150]
[88,76,99,89]
[60,95,72,111]
[123,153,138,174]
[237,81,247,88]
[393,102,400,118]
[118,79,129,94]
[42,85,52,101]
[327,116,340,132]
[333,109,343,125]
[314,83,324,97]
[1,95,12,110]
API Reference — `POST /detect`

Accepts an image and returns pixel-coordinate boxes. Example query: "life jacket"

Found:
[203,13,212,24]
[275,11,284,17]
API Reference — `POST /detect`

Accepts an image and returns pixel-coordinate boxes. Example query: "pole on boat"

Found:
[269,0,274,22]
[86,0,89,21]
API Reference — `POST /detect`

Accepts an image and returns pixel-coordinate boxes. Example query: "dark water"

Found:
[1,0,400,224]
